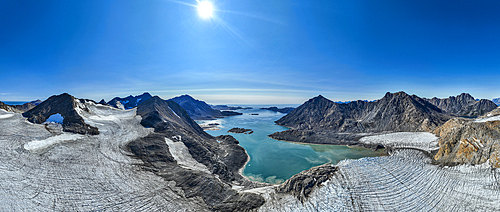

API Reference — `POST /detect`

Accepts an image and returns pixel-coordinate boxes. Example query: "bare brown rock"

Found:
[433,118,500,167]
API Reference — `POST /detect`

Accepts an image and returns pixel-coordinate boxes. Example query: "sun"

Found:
[197,1,214,19]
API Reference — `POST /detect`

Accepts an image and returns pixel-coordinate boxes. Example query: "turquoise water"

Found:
[198,107,385,184]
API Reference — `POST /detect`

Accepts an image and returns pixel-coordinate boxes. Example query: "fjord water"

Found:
[198,107,385,184]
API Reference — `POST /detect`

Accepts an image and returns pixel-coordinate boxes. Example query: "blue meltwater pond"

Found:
[197,107,385,184]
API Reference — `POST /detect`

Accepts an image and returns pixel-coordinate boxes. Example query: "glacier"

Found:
[0,102,499,211]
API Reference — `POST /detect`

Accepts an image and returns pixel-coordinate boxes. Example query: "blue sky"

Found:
[1,0,499,104]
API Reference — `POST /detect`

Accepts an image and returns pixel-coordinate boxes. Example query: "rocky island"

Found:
[228,127,254,134]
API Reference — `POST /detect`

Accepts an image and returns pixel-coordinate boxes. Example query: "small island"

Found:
[212,105,253,110]
[260,107,295,113]
[221,111,243,116]
[228,127,254,134]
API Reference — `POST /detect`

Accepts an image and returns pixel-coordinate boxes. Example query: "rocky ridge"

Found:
[129,95,265,211]
[271,92,450,145]
[22,93,99,135]
[0,100,42,113]
[170,94,242,120]
[425,93,497,117]
[108,92,152,109]
[433,117,500,167]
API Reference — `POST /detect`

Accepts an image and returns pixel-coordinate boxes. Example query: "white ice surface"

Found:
[359,132,439,152]
[164,138,211,174]
[0,109,14,119]
[0,101,211,211]
[475,115,500,123]
[259,149,500,211]
[24,133,84,152]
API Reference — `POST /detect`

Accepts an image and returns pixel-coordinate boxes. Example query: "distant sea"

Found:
[197,106,385,184]
[2,101,28,105]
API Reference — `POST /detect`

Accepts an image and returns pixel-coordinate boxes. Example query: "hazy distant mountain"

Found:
[425,93,497,117]
[22,93,99,135]
[0,100,42,113]
[261,107,295,113]
[169,94,242,120]
[211,105,252,110]
[107,92,152,109]
[275,92,449,133]
[493,98,500,106]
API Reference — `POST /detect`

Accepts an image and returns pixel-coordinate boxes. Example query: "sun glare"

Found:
[197,1,214,19]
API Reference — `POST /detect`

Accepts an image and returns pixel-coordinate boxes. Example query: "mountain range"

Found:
[424,93,497,117]
[169,94,242,120]
[0,100,42,113]
[107,92,153,109]
[271,92,498,145]
[492,98,500,106]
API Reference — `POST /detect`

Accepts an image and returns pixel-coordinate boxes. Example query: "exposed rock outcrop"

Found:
[433,117,500,167]
[425,93,497,117]
[22,93,99,135]
[276,164,337,202]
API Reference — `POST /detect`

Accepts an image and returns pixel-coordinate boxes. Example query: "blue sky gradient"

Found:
[1,0,499,104]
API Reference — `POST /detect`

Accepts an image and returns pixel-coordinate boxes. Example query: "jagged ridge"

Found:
[22,93,99,135]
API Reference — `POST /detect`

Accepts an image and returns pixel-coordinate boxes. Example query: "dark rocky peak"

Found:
[169,94,224,120]
[22,93,99,135]
[455,93,476,102]
[137,96,208,137]
[276,91,450,133]
[425,93,496,117]
[98,99,107,105]
[107,92,153,109]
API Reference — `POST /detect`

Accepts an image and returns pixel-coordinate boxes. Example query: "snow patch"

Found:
[170,107,181,119]
[0,109,14,119]
[24,133,84,152]
[359,132,439,152]
[164,138,210,174]
[474,115,500,123]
